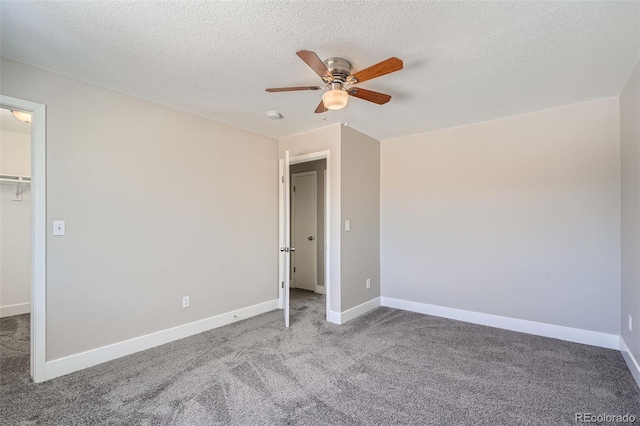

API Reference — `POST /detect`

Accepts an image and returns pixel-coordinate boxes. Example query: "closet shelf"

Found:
[0,174,31,184]
[0,174,31,200]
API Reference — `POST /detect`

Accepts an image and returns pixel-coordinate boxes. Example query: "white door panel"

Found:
[278,151,291,327]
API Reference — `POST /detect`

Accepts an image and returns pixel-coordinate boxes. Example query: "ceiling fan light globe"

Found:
[11,110,32,123]
[322,89,348,110]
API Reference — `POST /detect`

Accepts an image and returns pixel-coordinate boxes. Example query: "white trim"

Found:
[380,297,619,350]
[327,310,341,324]
[290,151,330,165]
[620,337,640,390]
[324,168,328,294]
[0,302,31,318]
[325,297,381,325]
[44,299,279,381]
[314,285,326,295]
[1,95,47,383]
[339,297,381,324]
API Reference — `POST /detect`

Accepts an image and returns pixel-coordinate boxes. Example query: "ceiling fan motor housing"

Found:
[323,57,352,84]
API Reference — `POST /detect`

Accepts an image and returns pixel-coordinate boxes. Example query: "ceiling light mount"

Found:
[323,57,352,83]
[267,111,282,120]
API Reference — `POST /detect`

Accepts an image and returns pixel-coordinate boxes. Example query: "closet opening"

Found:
[289,160,327,318]
[1,95,46,383]
[0,106,32,379]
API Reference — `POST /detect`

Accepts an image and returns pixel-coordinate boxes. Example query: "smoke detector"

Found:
[267,111,282,120]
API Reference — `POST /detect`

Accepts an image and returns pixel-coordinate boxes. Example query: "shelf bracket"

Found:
[14,182,24,201]
[0,175,30,201]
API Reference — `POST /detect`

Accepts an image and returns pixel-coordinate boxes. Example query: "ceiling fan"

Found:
[266,50,403,113]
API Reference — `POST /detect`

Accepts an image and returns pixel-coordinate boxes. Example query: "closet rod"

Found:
[0,175,31,184]
[0,175,31,200]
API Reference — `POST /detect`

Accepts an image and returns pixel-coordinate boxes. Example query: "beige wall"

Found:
[340,126,381,310]
[279,124,341,312]
[290,159,326,289]
[1,57,279,360]
[381,98,621,333]
[620,58,640,358]
[1,128,30,175]
[0,128,32,315]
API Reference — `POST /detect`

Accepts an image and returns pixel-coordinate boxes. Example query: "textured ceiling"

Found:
[1,1,638,141]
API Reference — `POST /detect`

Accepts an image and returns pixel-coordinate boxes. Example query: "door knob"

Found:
[308,236,314,241]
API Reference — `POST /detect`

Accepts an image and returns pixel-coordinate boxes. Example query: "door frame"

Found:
[278,150,331,322]
[0,95,47,383]
[291,171,317,291]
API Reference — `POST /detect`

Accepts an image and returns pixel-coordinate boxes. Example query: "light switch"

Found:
[53,221,65,236]
[345,220,350,231]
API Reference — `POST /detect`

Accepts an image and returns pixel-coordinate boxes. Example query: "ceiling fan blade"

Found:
[266,86,322,92]
[297,50,333,82]
[349,57,403,84]
[314,100,328,114]
[348,88,392,105]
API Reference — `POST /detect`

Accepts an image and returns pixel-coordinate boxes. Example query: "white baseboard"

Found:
[44,299,279,381]
[620,337,640,390]
[0,302,30,318]
[315,285,326,295]
[338,297,381,324]
[327,310,341,324]
[380,297,619,350]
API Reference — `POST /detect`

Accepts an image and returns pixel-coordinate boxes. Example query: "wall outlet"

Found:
[182,296,190,309]
[629,315,633,332]
[366,278,371,289]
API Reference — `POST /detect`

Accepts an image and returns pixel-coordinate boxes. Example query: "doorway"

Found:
[0,95,46,382]
[0,107,32,320]
[291,165,325,294]
[290,160,326,317]
[278,151,330,327]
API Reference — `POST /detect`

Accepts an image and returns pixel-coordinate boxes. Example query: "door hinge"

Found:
[281,281,284,288]
[293,267,296,273]
[293,186,296,192]
[281,176,284,183]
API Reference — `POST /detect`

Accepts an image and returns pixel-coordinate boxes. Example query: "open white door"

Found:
[279,151,292,327]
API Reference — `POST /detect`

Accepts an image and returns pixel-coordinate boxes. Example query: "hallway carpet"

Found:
[1,290,638,425]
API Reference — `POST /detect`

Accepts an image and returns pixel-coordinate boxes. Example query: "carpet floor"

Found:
[1,290,638,425]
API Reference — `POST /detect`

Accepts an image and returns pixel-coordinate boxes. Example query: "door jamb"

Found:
[0,95,47,383]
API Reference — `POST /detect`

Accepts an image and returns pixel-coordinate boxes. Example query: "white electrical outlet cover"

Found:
[53,220,66,236]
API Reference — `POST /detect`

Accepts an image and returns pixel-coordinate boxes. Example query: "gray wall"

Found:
[1,57,279,360]
[290,159,326,289]
[381,98,621,333]
[620,58,640,358]
[340,126,381,310]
